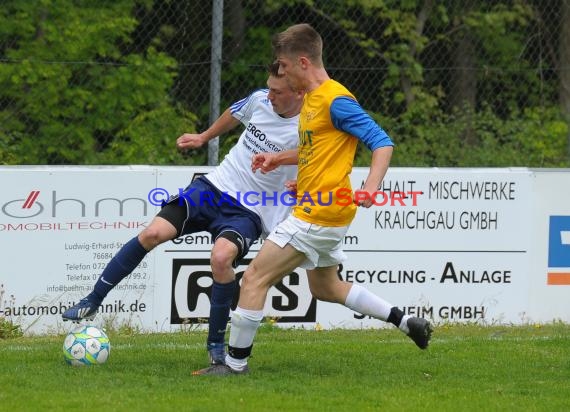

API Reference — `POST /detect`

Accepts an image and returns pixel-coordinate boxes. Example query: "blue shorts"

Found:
[157,177,262,264]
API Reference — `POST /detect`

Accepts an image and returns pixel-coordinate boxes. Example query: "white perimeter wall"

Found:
[0,166,568,335]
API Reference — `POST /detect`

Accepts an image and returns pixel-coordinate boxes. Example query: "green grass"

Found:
[1,323,569,412]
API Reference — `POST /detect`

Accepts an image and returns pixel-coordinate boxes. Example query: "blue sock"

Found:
[88,237,148,304]
[207,280,237,346]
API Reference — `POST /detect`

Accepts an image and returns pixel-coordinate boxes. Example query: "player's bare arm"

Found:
[355,146,393,208]
[251,148,298,174]
[177,108,240,150]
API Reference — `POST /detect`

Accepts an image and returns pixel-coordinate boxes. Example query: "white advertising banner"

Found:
[0,166,159,334]
[327,168,532,328]
[0,166,568,335]
[528,170,570,321]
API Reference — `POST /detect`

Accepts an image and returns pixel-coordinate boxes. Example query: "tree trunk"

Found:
[449,8,477,145]
[449,30,477,110]
[560,0,570,158]
[401,0,433,107]
[225,0,246,61]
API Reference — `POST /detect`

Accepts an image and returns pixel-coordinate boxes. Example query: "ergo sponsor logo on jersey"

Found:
[170,258,316,324]
[2,190,150,219]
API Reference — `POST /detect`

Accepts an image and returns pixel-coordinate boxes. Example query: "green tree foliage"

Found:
[228,0,568,167]
[0,0,198,165]
[369,104,569,167]
[0,0,568,167]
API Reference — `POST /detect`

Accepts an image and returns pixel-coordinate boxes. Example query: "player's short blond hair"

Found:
[272,23,323,67]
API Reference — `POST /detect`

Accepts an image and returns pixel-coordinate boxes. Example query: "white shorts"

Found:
[267,214,349,270]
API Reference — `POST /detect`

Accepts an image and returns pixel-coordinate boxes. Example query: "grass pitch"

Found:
[1,323,569,411]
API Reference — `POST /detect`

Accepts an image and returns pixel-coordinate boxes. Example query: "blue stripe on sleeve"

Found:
[230,88,268,115]
[330,97,394,151]
[230,96,250,114]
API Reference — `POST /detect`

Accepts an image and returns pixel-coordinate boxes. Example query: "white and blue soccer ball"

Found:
[63,325,110,366]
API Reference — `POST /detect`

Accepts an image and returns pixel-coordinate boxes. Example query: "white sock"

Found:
[344,284,392,322]
[225,306,263,371]
[399,315,411,334]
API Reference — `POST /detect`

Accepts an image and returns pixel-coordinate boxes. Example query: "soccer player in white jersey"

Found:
[62,63,304,368]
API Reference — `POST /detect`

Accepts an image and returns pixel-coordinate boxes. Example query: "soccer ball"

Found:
[63,325,110,366]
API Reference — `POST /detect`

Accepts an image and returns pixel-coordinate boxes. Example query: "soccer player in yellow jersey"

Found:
[196,23,432,376]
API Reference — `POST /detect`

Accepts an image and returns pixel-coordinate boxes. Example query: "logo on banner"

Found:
[2,190,43,218]
[2,190,149,219]
[170,258,316,323]
[547,216,570,285]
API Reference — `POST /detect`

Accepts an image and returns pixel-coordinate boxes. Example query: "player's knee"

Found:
[139,226,168,250]
[210,247,235,277]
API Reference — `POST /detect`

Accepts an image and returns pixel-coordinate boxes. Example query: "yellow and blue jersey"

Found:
[293,79,393,226]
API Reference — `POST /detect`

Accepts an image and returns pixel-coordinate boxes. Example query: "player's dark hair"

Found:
[268,60,281,77]
[272,23,323,66]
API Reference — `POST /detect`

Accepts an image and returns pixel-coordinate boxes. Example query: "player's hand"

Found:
[251,153,279,174]
[353,189,374,208]
[284,179,297,192]
[176,133,208,151]
[283,180,297,202]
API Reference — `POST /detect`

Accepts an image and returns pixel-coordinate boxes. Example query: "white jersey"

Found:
[206,89,298,236]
